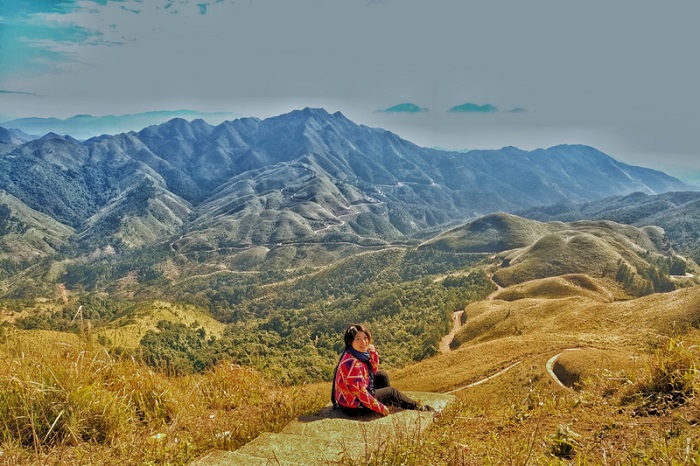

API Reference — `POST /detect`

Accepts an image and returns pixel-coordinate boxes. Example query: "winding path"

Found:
[445,360,523,394]
[439,310,465,353]
[486,273,503,300]
[441,348,585,395]
[545,348,582,389]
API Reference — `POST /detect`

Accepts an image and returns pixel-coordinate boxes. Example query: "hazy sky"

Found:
[1,0,699,181]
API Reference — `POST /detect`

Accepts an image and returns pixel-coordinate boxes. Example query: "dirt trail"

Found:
[439,310,465,353]
[443,348,585,395]
[438,276,583,392]
[486,274,503,300]
[545,348,582,389]
[445,360,523,394]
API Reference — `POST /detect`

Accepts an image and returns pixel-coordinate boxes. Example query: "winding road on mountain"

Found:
[439,310,465,353]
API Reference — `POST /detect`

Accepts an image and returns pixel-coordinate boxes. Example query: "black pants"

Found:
[340,370,419,416]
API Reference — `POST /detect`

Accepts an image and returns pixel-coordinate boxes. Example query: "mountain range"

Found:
[0,107,696,263]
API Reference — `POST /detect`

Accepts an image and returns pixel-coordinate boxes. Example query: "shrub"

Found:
[548,424,580,459]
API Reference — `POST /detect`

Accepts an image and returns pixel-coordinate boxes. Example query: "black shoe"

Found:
[419,404,436,413]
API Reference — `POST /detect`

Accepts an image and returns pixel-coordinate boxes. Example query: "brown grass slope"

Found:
[418,211,562,253]
[492,273,618,302]
[421,212,679,291]
[497,220,671,287]
[450,285,699,354]
[0,337,328,465]
[385,279,700,465]
[382,216,698,463]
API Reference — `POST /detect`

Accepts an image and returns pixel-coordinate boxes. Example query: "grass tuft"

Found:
[624,330,699,414]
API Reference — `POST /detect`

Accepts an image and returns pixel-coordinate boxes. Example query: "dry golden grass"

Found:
[3,253,699,464]
[453,284,700,351]
[392,337,562,394]
[391,276,700,398]
[551,347,636,389]
[0,337,327,465]
[492,274,618,302]
[0,329,83,358]
[495,231,623,286]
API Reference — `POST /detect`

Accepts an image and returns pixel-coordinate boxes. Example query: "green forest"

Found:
[9,246,495,384]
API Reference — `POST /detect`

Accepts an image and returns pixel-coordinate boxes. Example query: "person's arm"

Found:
[369,344,379,373]
[341,358,388,415]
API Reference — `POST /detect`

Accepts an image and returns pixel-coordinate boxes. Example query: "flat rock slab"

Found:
[190,391,453,465]
[192,450,303,466]
[285,390,454,443]
[282,409,429,445]
[235,432,368,464]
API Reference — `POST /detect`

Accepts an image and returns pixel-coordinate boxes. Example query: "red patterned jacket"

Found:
[333,348,386,414]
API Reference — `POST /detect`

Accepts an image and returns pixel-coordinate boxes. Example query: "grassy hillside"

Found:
[380,283,700,465]
[451,282,700,353]
[0,328,82,358]
[2,277,698,464]
[518,191,700,264]
[491,274,619,302]
[0,336,328,465]
[418,212,560,252]
[94,300,227,348]
[426,214,686,296]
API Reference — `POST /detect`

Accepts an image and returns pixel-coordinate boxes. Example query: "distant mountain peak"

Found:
[299,107,332,117]
[0,126,33,144]
[38,132,74,142]
[283,107,349,125]
[1,110,237,140]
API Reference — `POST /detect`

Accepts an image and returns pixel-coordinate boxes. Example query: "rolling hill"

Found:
[518,190,700,264]
[419,212,676,289]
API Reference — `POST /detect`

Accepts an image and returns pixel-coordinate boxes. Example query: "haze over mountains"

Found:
[0,108,694,261]
[0,110,238,141]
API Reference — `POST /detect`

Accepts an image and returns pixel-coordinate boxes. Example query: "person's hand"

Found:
[368,344,376,353]
[381,406,390,416]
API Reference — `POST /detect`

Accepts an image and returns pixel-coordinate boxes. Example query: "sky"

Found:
[1,0,699,182]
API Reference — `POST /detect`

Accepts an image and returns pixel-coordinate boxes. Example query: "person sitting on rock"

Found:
[331,323,435,416]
